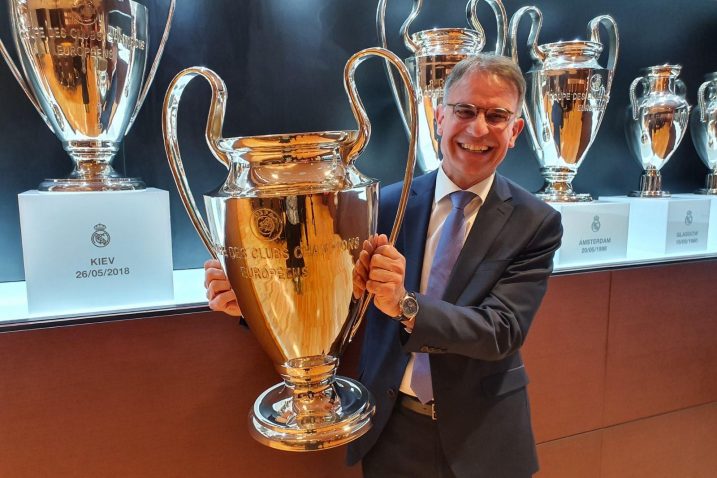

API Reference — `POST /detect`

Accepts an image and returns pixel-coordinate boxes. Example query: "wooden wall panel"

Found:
[535,431,603,478]
[601,402,717,478]
[0,313,361,478]
[604,261,717,426]
[524,272,611,443]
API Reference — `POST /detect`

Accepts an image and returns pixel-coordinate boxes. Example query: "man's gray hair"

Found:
[442,54,526,114]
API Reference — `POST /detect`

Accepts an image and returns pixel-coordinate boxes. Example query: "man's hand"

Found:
[203,259,242,316]
[353,235,379,299]
[365,234,407,317]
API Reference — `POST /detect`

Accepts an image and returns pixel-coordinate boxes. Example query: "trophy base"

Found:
[249,376,374,452]
[536,169,591,202]
[536,191,593,202]
[38,177,146,192]
[628,190,671,198]
[695,188,717,195]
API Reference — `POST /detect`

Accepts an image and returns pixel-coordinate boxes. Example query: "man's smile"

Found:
[458,142,491,153]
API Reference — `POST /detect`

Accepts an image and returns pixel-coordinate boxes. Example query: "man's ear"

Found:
[436,104,445,136]
[508,117,525,148]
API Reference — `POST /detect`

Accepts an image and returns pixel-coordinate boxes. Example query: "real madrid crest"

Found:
[91,223,110,247]
[251,208,284,241]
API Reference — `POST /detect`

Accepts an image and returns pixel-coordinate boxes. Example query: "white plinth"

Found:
[600,196,711,256]
[674,193,717,251]
[18,188,174,315]
[549,201,630,267]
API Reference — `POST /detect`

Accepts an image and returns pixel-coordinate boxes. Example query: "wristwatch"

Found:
[395,291,419,322]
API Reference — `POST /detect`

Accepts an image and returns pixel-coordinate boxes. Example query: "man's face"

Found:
[436,71,524,189]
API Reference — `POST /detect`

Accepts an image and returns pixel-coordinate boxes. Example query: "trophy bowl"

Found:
[626,64,690,198]
[162,48,418,451]
[510,6,619,202]
[691,72,717,195]
[0,0,174,191]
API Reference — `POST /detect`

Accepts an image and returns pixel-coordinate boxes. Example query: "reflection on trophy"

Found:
[691,72,717,195]
[626,65,690,198]
[162,48,418,451]
[377,0,507,173]
[0,0,175,191]
[510,7,618,202]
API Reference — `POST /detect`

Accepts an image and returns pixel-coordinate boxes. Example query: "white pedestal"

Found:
[18,188,174,314]
[549,201,630,266]
[600,196,711,256]
[674,193,717,252]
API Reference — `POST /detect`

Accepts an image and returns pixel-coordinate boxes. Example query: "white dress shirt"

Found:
[398,167,495,397]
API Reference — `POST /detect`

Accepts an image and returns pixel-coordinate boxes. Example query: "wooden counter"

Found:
[0,261,715,477]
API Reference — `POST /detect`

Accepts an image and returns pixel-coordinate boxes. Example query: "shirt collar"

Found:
[433,166,494,206]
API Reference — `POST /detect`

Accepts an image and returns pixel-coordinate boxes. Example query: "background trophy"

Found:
[691,72,717,195]
[162,48,417,451]
[0,0,175,191]
[377,0,506,173]
[510,6,618,202]
[626,64,690,198]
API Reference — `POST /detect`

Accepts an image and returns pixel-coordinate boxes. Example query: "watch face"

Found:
[402,295,418,317]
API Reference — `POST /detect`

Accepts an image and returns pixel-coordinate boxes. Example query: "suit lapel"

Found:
[399,171,436,293]
[443,175,514,304]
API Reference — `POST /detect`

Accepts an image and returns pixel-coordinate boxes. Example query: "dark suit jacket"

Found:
[347,171,563,478]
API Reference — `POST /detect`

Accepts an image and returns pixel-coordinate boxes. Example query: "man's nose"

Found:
[466,112,490,136]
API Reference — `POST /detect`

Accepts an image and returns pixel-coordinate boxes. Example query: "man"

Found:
[205,54,562,477]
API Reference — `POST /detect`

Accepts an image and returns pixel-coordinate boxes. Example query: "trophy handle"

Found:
[342,47,418,342]
[509,6,545,64]
[162,67,231,258]
[629,76,647,121]
[377,0,412,134]
[698,80,713,123]
[508,6,544,154]
[468,0,508,56]
[676,78,688,98]
[127,0,177,133]
[0,10,52,130]
[399,0,423,53]
[587,15,619,93]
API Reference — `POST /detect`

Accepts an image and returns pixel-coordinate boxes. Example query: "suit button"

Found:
[387,388,397,399]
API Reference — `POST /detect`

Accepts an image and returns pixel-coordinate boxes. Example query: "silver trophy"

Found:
[0,0,175,191]
[162,47,418,451]
[510,7,618,202]
[377,0,507,173]
[691,72,717,195]
[626,65,690,198]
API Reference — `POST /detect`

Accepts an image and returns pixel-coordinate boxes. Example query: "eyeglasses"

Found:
[446,103,516,128]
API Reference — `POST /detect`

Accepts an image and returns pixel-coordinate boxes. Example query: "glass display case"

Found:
[2,0,717,331]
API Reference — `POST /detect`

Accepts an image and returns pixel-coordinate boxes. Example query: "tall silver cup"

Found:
[691,72,717,195]
[162,48,418,451]
[510,7,618,202]
[626,65,690,198]
[377,0,507,173]
[0,0,174,191]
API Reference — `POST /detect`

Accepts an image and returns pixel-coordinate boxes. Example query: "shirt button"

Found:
[387,388,397,399]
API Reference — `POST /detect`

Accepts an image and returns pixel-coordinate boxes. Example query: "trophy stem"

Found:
[536,167,592,202]
[39,141,145,192]
[695,170,717,195]
[249,355,374,451]
[630,166,670,197]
